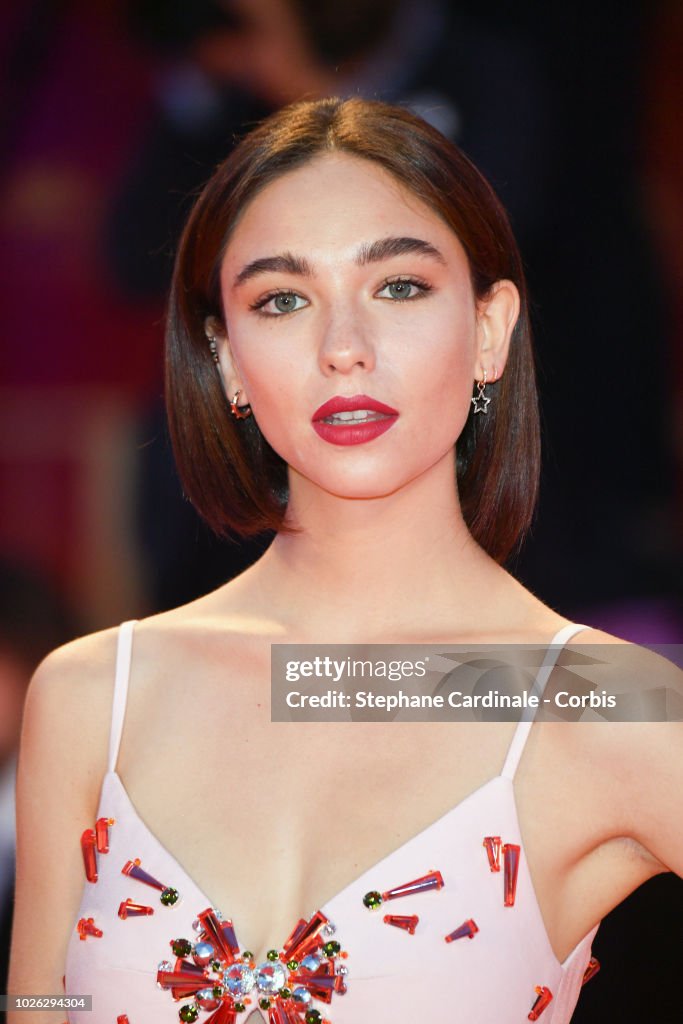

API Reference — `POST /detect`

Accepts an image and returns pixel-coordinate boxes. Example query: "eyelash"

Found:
[249,291,306,317]
[377,275,432,302]
[249,276,433,317]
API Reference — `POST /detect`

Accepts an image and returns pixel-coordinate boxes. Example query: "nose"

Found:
[317,307,376,375]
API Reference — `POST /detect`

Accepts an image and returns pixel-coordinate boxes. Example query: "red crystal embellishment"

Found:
[80,815,115,882]
[207,1006,237,1024]
[528,985,553,1020]
[80,828,98,882]
[116,1016,130,1024]
[118,898,155,919]
[582,956,601,985]
[76,916,103,940]
[95,816,115,853]
[444,918,479,942]
[381,869,444,902]
[483,836,502,871]
[122,857,167,890]
[197,906,240,964]
[157,907,347,1021]
[282,908,329,960]
[157,958,208,998]
[383,914,419,934]
[503,843,520,906]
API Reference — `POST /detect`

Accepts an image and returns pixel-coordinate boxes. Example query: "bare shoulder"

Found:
[28,583,270,723]
[23,624,125,796]
[564,623,682,696]
[121,586,276,671]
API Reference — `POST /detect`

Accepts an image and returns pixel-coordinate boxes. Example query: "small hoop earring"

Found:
[471,369,491,415]
[230,389,252,420]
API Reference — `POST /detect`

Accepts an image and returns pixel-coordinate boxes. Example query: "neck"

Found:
[244,450,517,641]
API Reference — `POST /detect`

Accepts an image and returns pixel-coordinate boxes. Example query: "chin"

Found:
[313,470,416,501]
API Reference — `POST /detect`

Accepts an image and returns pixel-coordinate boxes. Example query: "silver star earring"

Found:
[471,369,491,414]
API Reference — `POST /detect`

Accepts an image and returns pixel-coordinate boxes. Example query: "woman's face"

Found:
[215,152,517,501]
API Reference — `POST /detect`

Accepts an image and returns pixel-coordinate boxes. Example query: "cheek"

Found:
[392,302,476,415]
[228,327,307,458]
[228,318,295,403]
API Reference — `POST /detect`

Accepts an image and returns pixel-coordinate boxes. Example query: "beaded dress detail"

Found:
[64,620,600,1022]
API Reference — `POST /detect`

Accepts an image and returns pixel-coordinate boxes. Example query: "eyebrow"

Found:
[232,236,446,287]
[356,236,446,266]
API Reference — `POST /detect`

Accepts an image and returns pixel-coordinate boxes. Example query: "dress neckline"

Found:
[102,766,596,974]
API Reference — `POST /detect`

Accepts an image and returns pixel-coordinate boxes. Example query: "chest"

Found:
[69,763,593,1024]
[109,648,624,966]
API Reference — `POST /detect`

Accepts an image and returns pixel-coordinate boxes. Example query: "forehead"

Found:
[221,152,468,273]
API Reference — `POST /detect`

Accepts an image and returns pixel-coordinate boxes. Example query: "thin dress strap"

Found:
[500,622,588,781]
[107,619,139,774]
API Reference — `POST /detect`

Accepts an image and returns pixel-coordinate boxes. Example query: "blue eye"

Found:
[376,278,430,301]
[251,291,309,316]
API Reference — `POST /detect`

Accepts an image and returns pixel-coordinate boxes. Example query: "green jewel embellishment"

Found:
[160,886,179,906]
[171,937,192,956]
[157,907,347,1021]
[363,890,383,909]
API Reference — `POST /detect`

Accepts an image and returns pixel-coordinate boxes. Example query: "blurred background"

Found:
[1,0,682,1015]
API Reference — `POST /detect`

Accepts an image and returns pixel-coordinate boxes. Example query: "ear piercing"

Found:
[207,336,220,365]
[206,330,253,419]
[471,369,492,415]
[229,390,252,420]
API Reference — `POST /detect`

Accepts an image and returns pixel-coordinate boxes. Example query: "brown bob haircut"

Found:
[166,96,541,565]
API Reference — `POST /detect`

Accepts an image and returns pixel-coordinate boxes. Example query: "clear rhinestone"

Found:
[292,986,312,1004]
[223,962,255,996]
[339,965,348,976]
[192,941,215,966]
[323,922,336,936]
[192,918,203,933]
[196,987,220,1010]
[300,953,322,972]
[255,960,287,993]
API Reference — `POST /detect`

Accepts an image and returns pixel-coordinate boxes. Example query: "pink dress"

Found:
[64,620,600,1023]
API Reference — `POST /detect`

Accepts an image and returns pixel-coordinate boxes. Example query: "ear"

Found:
[203,315,249,405]
[474,279,520,381]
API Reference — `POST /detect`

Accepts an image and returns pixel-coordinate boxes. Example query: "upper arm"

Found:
[597,642,683,876]
[7,629,117,1022]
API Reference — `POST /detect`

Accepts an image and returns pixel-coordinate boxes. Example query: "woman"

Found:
[9,97,683,1023]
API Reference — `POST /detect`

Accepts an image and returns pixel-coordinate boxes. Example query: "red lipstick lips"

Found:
[312,393,399,447]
